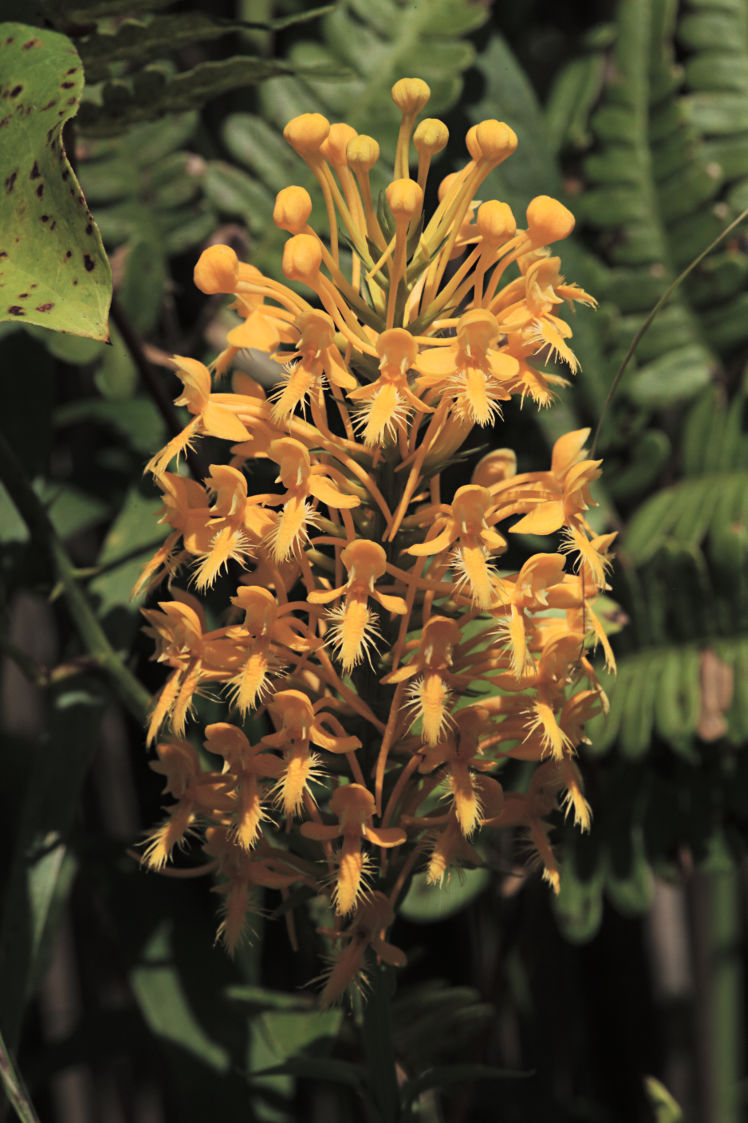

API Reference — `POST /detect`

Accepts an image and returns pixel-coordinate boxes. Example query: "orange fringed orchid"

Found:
[137,76,611,1005]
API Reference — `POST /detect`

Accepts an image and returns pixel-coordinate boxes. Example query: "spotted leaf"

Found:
[0,23,111,339]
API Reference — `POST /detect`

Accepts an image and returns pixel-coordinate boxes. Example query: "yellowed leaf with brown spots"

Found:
[0,23,110,339]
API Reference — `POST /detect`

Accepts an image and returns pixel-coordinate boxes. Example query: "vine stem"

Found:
[590,206,748,458]
[0,427,150,722]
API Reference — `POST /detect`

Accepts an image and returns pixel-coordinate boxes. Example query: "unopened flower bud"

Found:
[347,135,380,172]
[283,113,330,156]
[321,122,358,166]
[476,200,516,242]
[526,195,575,245]
[386,178,424,220]
[413,118,449,156]
[193,244,238,294]
[391,77,430,115]
[282,234,323,282]
[273,186,313,233]
[466,120,517,164]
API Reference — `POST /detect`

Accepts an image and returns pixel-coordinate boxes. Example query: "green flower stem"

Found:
[0,427,150,722]
[706,860,742,1123]
[361,967,400,1123]
[0,1027,42,1123]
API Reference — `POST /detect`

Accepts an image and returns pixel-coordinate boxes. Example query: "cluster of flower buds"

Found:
[137,78,612,1005]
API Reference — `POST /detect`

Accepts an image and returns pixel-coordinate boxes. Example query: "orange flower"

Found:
[414,310,518,426]
[318,893,406,1007]
[309,540,406,674]
[406,485,507,609]
[301,784,406,914]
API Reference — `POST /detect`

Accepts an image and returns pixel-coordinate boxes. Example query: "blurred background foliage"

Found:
[1,0,747,1120]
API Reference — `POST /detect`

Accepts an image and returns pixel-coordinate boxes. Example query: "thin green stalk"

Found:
[360,966,400,1123]
[706,860,742,1123]
[0,427,150,722]
[0,1029,42,1123]
[591,207,748,458]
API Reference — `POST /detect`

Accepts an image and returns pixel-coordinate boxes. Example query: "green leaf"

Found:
[553,843,604,944]
[60,0,178,16]
[401,1062,529,1114]
[55,395,165,456]
[76,56,346,135]
[626,472,748,559]
[118,239,168,336]
[545,51,608,153]
[0,23,111,339]
[654,646,701,742]
[0,691,103,1048]
[472,34,563,213]
[77,10,333,84]
[202,161,274,234]
[24,322,105,365]
[130,920,231,1072]
[619,653,661,757]
[644,1075,684,1123]
[93,326,137,399]
[250,1004,342,1080]
[255,1056,364,1089]
[0,478,108,546]
[259,0,487,145]
[222,113,297,188]
[606,429,671,500]
[392,982,493,1070]
[399,866,489,923]
[88,487,163,618]
[605,827,654,916]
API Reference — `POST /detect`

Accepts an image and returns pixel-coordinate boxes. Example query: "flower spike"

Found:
[138,77,610,1002]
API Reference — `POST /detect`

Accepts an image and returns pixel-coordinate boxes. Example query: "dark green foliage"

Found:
[34,0,336,135]
[541,0,748,976]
